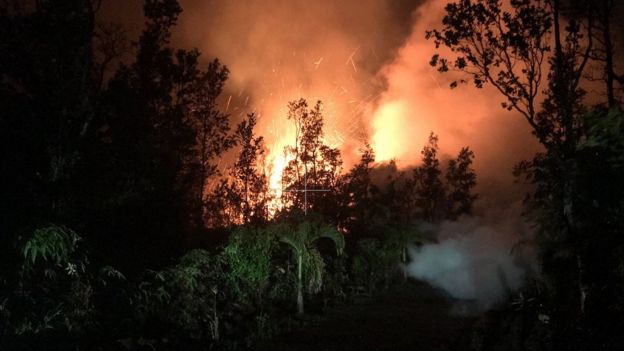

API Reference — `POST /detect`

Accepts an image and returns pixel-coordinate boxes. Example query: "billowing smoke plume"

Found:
[100,0,541,198]
[173,0,422,167]
[177,0,541,200]
[367,0,541,203]
[407,202,537,310]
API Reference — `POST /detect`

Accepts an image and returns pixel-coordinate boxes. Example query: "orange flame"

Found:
[266,136,294,215]
[371,101,410,163]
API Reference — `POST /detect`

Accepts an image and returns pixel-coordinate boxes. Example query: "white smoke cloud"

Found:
[407,202,536,311]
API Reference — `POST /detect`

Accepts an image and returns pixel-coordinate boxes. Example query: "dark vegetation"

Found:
[0,0,623,350]
[256,280,477,351]
[428,0,624,349]
[0,1,477,349]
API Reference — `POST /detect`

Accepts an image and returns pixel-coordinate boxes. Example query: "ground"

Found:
[259,280,478,351]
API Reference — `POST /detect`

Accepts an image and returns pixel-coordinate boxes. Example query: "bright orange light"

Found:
[371,101,409,162]
[261,98,348,217]
[263,112,297,216]
[266,139,294,215]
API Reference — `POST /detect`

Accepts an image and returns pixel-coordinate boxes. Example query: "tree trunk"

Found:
[212,292,220,341]
[601,0,616,108]
[297,253,304,315]
[402,247,408,281]
[577,254,588,317]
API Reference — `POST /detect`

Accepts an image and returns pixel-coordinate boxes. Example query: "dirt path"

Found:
[259,280,478,351]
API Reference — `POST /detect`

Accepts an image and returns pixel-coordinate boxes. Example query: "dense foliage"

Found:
[4,0,622,350]
[0,2,473,349]
[428,0,624,349]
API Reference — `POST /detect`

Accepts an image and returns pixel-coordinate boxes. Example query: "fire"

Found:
[262,101,347,216]
[266,137,294,214]
[263,109,298,215]
[186,0,536,222]
[268,151,288,194]
[371,101,409,163]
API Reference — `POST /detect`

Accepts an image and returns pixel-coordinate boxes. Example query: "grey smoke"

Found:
[406,202,536,310]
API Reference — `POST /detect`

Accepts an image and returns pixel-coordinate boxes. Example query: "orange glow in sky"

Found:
[172,0,539,201]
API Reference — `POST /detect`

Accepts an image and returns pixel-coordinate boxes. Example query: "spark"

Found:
[225,95,232,112]
[314,57,324,69]
[346,48,359,73]
[429,72,443,89]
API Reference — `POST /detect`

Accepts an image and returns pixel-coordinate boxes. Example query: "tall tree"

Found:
[93,22,129,89]
[339,144,375,236]
[229,113,269,224]
[580,0,623,108]
[427,0,553,144]
[429,0,622,339]
[412,133,445,223]
[594,0,618,107]
[82,0,232,269]
[280,99,343,220]
[187,59,232,226]
[206,113,269,227]
[445,147,477,218]
[90,0,190,268]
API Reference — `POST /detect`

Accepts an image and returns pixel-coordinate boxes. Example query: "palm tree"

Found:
[276,221,345,315]
[385,226,425,281]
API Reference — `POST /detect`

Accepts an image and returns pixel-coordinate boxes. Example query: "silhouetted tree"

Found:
[445,147,477,218]
[93,22,129,89]
[427,0,552,143]
[280,99,343,221]
[412,133,445,223]
[80,0,232,269]
[187,59,233,226]
[359,160,414,234]
[339,144,375,236]
[206,113,269,227]
[429,0,624,345]
[578,0,624,108]
[230,113,270,224]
